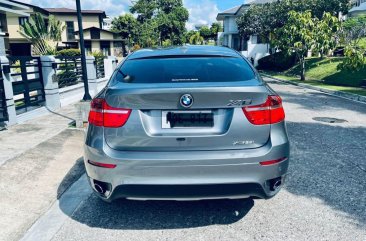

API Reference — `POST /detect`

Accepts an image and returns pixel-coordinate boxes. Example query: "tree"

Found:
[337,16,366,71]
[210,22,223,43]
[307,0,351,19]
[274,11,317,80]
[130,0,189,46]
[199,26,211,43]
[337,15,366,47]
[111,14,139,52]
[184,30,196,43]
[314,12,340,58]
[19,13,65,55]
[130,0,157,23]
[189,32,204,45]
[237,1,294,45]
[237,0,351,43]
[162,39,172,47]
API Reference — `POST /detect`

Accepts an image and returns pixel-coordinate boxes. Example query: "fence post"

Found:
[104,56,117,78]
[40,56,61,111]
[0,56,17,126]
[86,56,97,96]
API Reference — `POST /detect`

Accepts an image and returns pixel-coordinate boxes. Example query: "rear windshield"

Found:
[116,57,255,83]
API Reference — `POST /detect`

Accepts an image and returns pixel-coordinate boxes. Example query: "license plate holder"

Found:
[162,110,214,129]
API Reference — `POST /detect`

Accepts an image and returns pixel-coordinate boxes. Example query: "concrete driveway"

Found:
[7,78,366,241]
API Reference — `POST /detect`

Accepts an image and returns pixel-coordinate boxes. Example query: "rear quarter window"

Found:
[116,56,255,83]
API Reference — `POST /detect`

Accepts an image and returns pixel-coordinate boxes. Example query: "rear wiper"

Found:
[118,70,134,83]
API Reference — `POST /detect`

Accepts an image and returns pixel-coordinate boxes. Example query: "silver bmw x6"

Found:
[84,46,290,202]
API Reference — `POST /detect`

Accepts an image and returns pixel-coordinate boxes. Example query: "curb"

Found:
[261,73,366,104]
[20,174,92,241]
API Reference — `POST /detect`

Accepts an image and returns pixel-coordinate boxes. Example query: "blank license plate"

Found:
[162,111,214,128]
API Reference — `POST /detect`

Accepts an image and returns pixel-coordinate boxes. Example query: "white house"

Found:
[216,0,275,66]
[103,16,113,30]
[348,0,366,17]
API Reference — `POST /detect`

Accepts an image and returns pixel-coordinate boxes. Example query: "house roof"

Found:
[221,6,241,14]
[44,8,106,15]
[74,26,115,34]
[7,0,106,17]
[8,0,48,15]
[247,0,276,4]
[74,26,125,41]
[216,0,276,20]
[0,0,30,17]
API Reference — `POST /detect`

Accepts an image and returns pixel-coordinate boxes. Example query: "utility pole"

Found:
[76,0,92,101]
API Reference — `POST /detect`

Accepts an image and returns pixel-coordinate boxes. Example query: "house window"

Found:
[18,17,29,26]
[85,41,92,54]
[0,14,7,32]
[241,37,248,51]
[232,35,241,51]
[66,21,75,41]
[100,41,110,56]
[90,29,100,39]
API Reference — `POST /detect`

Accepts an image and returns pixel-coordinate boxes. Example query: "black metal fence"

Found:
[95,56,105,79]
[0,70,8,122]
[55,56,83,88]
[8,56,45,114]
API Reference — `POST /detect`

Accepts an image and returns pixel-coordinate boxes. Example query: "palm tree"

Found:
[189,32,204,45]
[19,13,65,55]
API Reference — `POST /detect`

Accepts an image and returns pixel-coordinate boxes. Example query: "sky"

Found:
[19,0,246,30]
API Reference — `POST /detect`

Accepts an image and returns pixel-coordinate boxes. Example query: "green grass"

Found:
[262,57,366,97]
[264,72,366,97]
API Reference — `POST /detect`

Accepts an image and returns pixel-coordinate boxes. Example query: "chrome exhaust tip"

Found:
[272,180,282,191]
[269,177,282,191]
[94,183,105,195]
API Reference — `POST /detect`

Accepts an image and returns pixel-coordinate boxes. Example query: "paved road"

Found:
[22,78,366,241]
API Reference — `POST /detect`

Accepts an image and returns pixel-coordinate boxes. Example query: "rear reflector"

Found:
[88,98,131,128]
[242,95,285,125]
[88,160,117,169]
[260,157,288,166]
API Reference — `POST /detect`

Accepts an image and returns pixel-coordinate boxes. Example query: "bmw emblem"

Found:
[180,94,193,108]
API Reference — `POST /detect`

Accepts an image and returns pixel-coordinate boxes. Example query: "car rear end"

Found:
[84,46,290,202]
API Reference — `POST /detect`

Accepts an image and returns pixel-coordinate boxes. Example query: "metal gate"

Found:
[0,69,8,122]
[8,56,45,114]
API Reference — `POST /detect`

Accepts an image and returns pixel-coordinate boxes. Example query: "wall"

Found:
[220,15,270,66]
[241,36,270,66]
[100,31,114,40]
[53,15,100,42]
[7,13,101,44]
[223,16,238,33]
[91,41,100,52]
[7,15,28,41]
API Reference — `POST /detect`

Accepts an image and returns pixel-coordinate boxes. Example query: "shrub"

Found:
[257,52,297,71]
[56,48,81,57]
[89,51,105,58]
[56,49,81,87]
[162,39,172,47]
[131,44,141,52]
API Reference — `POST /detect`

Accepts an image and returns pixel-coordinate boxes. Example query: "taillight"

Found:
[88,98,131,128]
[242,95,285,125]
[260,157,288,166]
[88,160,117,169]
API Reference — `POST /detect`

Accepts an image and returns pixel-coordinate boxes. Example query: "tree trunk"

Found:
[320,52,324,59]
[300,57,306,81]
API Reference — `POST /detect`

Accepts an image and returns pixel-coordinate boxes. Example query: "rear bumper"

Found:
[107,183,271,201]
[84,137,290,201]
